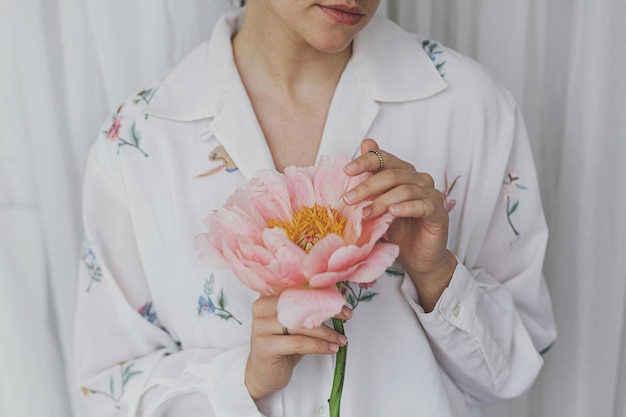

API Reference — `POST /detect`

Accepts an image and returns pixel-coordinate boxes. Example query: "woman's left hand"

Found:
[342,138,457,312]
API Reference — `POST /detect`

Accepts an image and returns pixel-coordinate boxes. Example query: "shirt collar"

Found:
[145,12,241,121]
[353,14,448,102]
[145,11,447,121]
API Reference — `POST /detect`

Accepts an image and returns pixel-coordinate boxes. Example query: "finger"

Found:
[346,150,414,176]
[334,305,353,321]
[343,168,425,207]
[360,138,379,155]
[344,141,414,177]
[251,295,279,319]
[254,317,348,346]
[258,334,341,356]
[389,198,432,219]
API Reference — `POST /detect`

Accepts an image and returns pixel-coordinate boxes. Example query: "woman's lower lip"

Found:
[318,6,364,26]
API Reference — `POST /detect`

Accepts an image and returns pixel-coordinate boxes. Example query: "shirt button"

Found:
[316,404,329,416]
[452,303,460,317]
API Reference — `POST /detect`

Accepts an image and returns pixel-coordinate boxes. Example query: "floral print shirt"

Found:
[76,11,556,417]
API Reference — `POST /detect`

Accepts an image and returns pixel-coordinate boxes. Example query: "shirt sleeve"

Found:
[74,138,273,417]
[401,103,557,404]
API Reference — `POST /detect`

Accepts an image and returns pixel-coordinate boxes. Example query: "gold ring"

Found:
[282,326,290,336]
[368,149,384,172]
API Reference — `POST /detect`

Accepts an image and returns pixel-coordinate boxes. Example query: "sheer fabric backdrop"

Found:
[387,2,626,416]
[1,0,624,416]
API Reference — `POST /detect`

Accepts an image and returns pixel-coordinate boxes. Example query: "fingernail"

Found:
[341,306,353,317]
[343,190,356,204]
[389,205,401,215]
[338,335,348,345]
[344,162,357,175]
[361,206,371,219]
[329,343,340,352]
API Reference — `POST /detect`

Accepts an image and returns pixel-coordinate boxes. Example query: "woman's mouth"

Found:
[317,4,365,26]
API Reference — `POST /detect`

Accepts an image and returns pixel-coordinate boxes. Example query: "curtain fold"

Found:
[2,1,624,416]
[1,1,75,415]
[388,1,626,416]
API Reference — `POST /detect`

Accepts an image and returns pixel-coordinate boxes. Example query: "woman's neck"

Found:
[232,3,351,101]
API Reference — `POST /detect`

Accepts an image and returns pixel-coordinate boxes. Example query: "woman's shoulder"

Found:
[86,34,216,171]
[425,38,516,110]
[362,16,517,112]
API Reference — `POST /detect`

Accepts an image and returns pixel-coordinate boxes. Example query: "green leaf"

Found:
[385,266,405,277]
[130,122,141,146]
[204,276,214,296]
[508,200,519,215]
[109,374,115,396]
[358,291,379,302]
[346,293,357,308]
[216,312,231,321]
[123,362,134,375]
[217,289,227,309]
[123,371,143,385]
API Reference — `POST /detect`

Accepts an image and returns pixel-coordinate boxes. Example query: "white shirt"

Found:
[75,11,556,417]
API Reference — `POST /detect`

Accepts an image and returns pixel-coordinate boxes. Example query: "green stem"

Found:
[329,318,347,417]
[506,196,520,237]
[117,137,149,157]
[215,307,242,325]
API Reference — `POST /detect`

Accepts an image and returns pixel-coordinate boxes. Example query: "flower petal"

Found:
[341,242,399,283]
[284,165,315,209]
[302,234,345,277]
[312,155,351,206]
[277,286,346,329]
[309,242,399,287]
[247,169,293,222]
[194,232,229,268]
[222,246,274,294]
[356,212,395,246]
[261,228,308,287]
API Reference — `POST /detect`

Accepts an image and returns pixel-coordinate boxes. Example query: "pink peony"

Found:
[195,154,399,329]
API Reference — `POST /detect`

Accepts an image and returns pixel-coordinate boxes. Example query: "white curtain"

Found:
[388,2,626,416]
[1,1,624,416]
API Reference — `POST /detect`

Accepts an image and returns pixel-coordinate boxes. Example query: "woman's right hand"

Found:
[245,295,351,400]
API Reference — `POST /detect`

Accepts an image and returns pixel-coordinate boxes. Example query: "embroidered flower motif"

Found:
[197,275,242,325]
[196,146,239,178]
[103,91,151,157]
[442,174,461,212]
[138,302,157,324]
[422,39,447,77]
[339,266,404,308]
[106,114,123,141]
[82,240,102,292]
[502,172,528,237]
[79,361,143,409]
[115,122,149,157]
[340,281,379,309]
[132,88,156,105]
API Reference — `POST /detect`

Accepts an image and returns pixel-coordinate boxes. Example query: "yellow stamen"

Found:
[268,203,346,252]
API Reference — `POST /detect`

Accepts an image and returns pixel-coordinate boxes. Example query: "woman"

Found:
[75,1,556,416]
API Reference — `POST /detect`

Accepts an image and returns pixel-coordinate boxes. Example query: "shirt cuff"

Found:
[185,345,274,417]
[401,262,479,338]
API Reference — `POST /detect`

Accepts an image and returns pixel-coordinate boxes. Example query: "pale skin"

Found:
[234,0,457,401]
